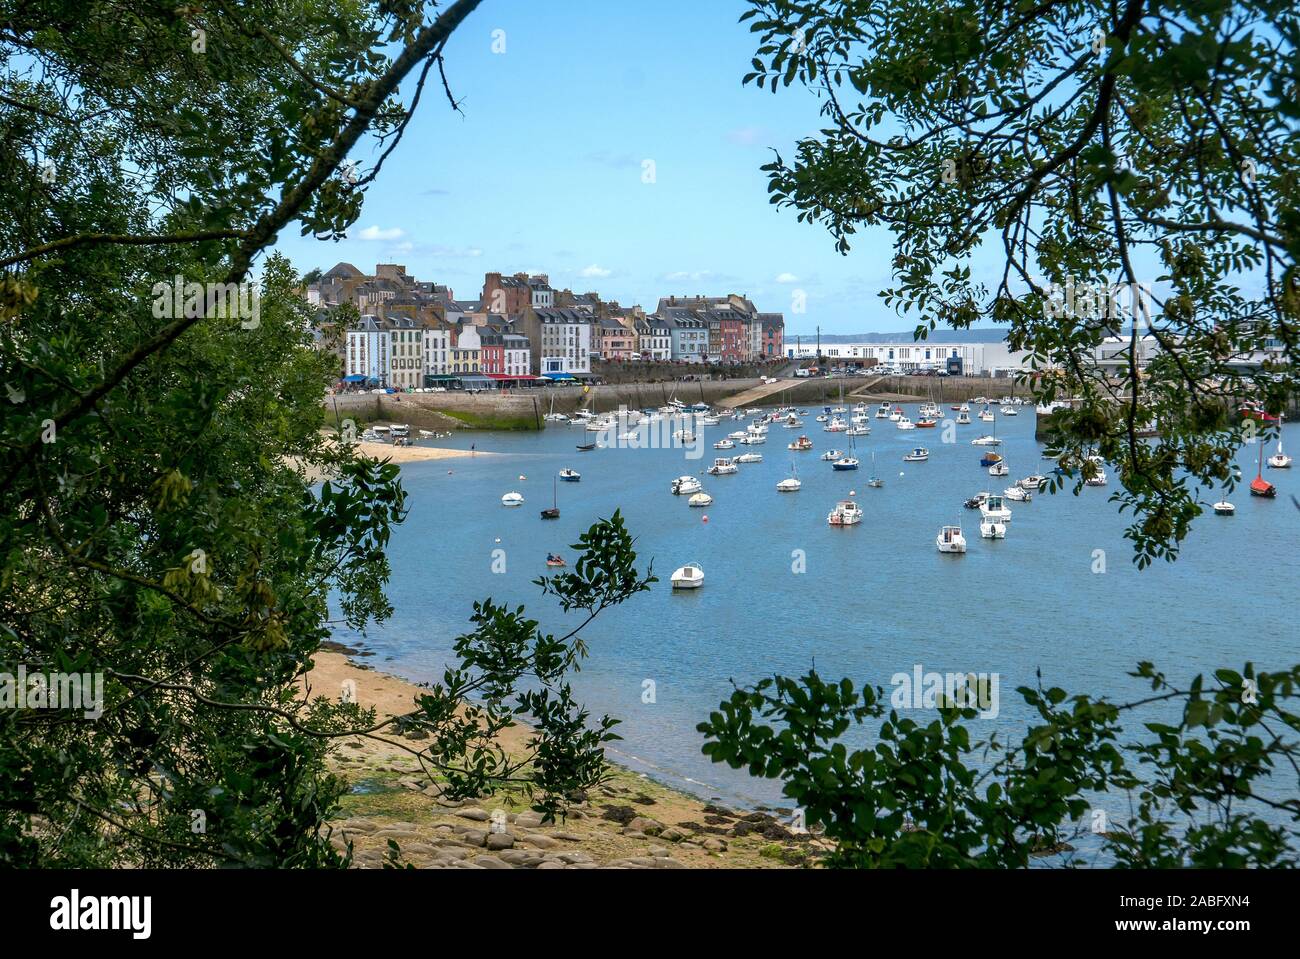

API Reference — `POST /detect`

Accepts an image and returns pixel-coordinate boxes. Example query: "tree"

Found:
[700,661,1300,867]
[0,2,548,866]
[740,0,1298,564]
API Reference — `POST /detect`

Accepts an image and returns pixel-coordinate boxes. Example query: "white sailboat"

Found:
[776,462,801,492]
[1268,415,1292,468]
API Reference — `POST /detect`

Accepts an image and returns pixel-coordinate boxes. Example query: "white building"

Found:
[637,315,672,360]
[785,338,1032,376]
[530,308,592,376]
[502,333,531,376]
[423,323,452,375]
[346,316,391,385]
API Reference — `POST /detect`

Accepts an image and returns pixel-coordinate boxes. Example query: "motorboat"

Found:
[988,461,1009,477]
[889,406,903,421]
[1001,406,1018,416]
[936,525,967,553]
[827,500,863,526]
[903,447,929,462]
[728,430,748,440]
[896,416,916,431]
[739,433,766,445]
[501,492,525,507]
[972,435,1002,447]
[846,424,871,436]
[671,476,703,495]
[980,451,1004,468]
[576,442,597,452]
[1213,500,1235,515]
[559,468,581,482]
[916,418,938,428]
[1019,474,1045,490]
[1003,485,1031,502]
[821,449,844,461]
[688,492,713,507]
[674,430,697,443]
[964,492,988,510]
[875,404,890,419]
[735,452,763,463]
[545,553,566,568]
[714,438,735,450]
[671,563,704,589]
[980,493,1012,523]
[980,520,1006,539]
[708,457,739,475]
[788,435,814,451]
[956,411,972,425]
[979,408,996,422]
[824,417,848,432]
[1084,455,1108,487]
[815,414,829,423]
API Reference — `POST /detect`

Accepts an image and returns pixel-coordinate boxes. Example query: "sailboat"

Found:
[1268,414,1292,468]
[543,393,568,423]
[540,478,560,519]
[776,461,801,492]
[1250,441,1277,497]
[867,451,883,488]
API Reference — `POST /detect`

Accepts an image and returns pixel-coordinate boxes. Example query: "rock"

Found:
[703,838,727,852]
[457,807,491,822]
[650,857,686,869]
[473,855,513,869]
[551,832,583,842]
[648,846,671,858]
[498,850,535,866]
[520,834,557,849]
[371,828,421,841]
[435,848,471,861]
[659,827,687,843]
[556,851,593,864]
[459,829,488,847]
[601,805,637,825]
[626,817,663,836]
[337,818,380,834]
[623,830,647,840]
[536,860,566,869]
[485,832,515,851]
[514,812,545,829]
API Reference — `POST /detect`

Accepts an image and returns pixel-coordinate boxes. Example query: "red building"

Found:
[760,314,784,358]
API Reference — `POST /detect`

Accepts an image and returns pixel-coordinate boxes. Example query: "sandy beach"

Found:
[287,437,494,483]
[303,650,825,869]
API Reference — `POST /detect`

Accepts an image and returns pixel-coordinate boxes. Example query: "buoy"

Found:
[899,471,905,477]
[849,489,856,496]
[519,474,526,481]
[494,537,501,544]
[702,515,709,523]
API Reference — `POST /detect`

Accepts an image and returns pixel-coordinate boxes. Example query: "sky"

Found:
[270,0,917,336]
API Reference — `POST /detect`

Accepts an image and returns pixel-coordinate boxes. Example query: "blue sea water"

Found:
[330,404,1299,820]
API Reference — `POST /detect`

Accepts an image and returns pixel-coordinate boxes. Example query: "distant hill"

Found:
[783,328,1010,344]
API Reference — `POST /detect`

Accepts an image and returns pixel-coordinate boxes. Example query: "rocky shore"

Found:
[305,650,827,870]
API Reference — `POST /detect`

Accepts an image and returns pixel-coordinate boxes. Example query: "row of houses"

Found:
[309,264,786,388]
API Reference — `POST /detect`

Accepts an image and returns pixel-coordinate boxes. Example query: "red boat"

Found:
[1240,405,1280,423]
[1250,443,1277,498]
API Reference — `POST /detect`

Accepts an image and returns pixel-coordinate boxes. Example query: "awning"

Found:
[540,373,576,381]
[486,373,540,381]
[342,374,369,383]
[458,374,495,385]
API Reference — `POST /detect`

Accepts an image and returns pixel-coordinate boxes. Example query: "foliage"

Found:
[700,661,1300,867]
[0,1,492,865]
[740,0,1298,563]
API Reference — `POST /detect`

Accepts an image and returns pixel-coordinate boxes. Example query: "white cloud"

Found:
[356,225,405,241]
[580,264,612,278]
[775,272,799,284]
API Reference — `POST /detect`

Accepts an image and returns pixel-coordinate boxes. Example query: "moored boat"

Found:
[936,525,967,553]
[671,563,704,589]
[827,500,863,526]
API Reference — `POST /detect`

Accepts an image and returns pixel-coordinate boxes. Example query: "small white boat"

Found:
[674,430,696,443]
[671,476,702,495]
[936,525,967,553]
[875,404,890,419]
[1003,485,1031,502]
[980,520,1006,539]
[1268,427,1292,468]
[896,416,916,431]
[739,433,766,445]
[827,500,863,526]
[671,563,704,589]
[971,435,1002,446]
[956,411,972,425]
[558,468,581,482]
[688,492,713,507]
[1213,500,1235,515]
[979,409,996,422]
[501,492,525,507]
[714,439,735,450]
[903,447,929,462]
[821,449,844,461]
[698,416,720,426]
[1000,406,1018,416]
[735,452,763,463]
[728,430,747,440]
[776,463,801,492]
[824,417,848,432]
[788,435,814,451]
[708,457,738,475]
[846,425,871,436]
[1019,474,1045,490]
[815,414,829,423]
[1084,454,1108,486]
[988,461,1009,477]
[889,406,903,421]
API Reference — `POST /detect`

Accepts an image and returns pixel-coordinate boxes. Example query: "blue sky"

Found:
[272,0,929,335]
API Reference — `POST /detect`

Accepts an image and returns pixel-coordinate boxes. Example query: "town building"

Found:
[520,307,593,378]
